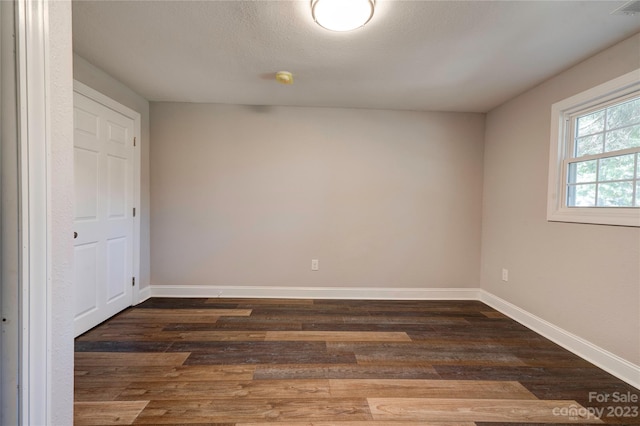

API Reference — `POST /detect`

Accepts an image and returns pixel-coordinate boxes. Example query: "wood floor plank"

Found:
[329,379,537,399]
[250,306,357,315]
[75,401,149,425]
[78,325,166,341]
[408,328,550,342]
[140,308,251,316]
[75,340,174,352]
[119,308,251,318]
[75,352,190,367]
[163,320,303,331]
[171,341,358,365]
[137,298,227,309]
[265,331,411,342]
[77,328,176,342]
[237,422,475,426]
[79,329,267,342]
[74,384,130,401]
[435,365,595,381]
[173,330,266,341]
[400,337,556,349]
[75,365,256,382]
[249,314,352,323]
[518,377,640,408]
[336,340,527,365]
[185,350,357,366]
[367,398,603,423]
[104,316,217,326]
[482,311,508,318]
[343,316,470,325]
[356,357,527,367]
[253,363,439,380]
[117,379,331,400]
[301,322,434,332]
[133,398,372,423]
[345,344,526,366]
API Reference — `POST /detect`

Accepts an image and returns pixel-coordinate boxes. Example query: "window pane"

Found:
[576,110,604,137]
[599,154,635,181]
[605,124,640,152]
[637,182,640,207]
[568,160,596,184]
[597,181,634,207]
[567,184,596,207]
[575,134,603,157]
[606,97,640,129]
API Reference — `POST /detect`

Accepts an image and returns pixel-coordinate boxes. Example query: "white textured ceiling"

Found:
[72,0,640,112]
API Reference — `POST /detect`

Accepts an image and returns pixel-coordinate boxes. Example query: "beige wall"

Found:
[481,34,640,364]
[73,54,151,290]
[151,104,485,289]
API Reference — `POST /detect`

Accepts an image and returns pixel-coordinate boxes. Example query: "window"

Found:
[548,69,640,227]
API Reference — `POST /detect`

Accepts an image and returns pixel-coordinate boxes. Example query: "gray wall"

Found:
[481,33,640,364]
[150,104,485,289]
[73,54,151,290]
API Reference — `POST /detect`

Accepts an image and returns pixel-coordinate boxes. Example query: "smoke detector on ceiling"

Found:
[611,0,640,15]
[275,71,294,85]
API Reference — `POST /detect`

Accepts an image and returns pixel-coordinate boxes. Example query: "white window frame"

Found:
[547,68,640,227]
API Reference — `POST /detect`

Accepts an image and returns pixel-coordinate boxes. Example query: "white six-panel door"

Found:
[73,86,137,337]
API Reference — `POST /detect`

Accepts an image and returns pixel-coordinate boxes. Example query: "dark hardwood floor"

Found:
[74,298,640,425]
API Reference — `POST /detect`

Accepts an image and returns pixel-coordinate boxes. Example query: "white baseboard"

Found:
[479,290,640,390]
[149,285,481,300]
[136,285,151,305]
[145,284,639,390]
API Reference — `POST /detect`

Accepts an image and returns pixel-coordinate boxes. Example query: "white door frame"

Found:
[14,0,82,423]
[73,80,142,309]
[15,0,51,423]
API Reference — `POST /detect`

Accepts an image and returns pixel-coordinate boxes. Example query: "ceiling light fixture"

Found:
[311,0,375,32]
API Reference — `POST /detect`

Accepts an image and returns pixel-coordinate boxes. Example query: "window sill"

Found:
[547,206,640,227]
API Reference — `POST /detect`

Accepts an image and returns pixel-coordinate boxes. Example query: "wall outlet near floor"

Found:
[311,259,319,271]
[501,268,509,282]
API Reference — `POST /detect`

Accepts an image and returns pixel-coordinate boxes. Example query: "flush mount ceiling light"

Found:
[311,0,375,32]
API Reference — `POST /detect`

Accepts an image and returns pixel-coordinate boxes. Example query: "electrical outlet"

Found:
[311,259,319,271]
[501,268,509,282]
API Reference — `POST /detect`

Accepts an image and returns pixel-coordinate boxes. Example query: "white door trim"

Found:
[15,0,51,423]
[73,80,142,305]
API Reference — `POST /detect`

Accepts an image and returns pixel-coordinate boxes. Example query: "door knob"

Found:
[74,232,78,239]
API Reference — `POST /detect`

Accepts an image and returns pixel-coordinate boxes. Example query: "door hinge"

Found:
[132,277,135,287]
[133,137,136,147]
[133,207,136,217]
